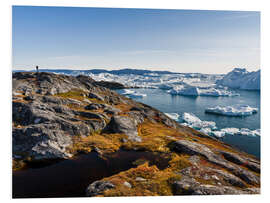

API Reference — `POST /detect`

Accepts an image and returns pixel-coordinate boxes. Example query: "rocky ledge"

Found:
[12,72,260,196]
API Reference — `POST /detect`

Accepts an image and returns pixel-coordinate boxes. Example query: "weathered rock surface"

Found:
[12,71,260,197]
[102,116,142,142]
[86,181,115,197]
[172,175,257,195]
[12,72,181,161]
[172,140,260,186]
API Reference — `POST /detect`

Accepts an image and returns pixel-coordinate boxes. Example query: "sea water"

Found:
[117,88,260,158]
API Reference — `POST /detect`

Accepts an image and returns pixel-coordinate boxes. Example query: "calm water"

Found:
[13,150,170,198]
[117,88,261,158]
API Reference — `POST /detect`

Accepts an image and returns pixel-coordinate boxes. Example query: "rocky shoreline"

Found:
[12,72,260,197]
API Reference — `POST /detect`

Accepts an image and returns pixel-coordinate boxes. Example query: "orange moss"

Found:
[101,163,182,197]
[122,121,184,152]
[70,132,127,154]
[12,159,26,171]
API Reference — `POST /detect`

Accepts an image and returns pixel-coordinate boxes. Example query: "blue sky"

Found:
[12,6,260,74]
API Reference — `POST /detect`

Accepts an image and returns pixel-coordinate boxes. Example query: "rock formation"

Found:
[12,72,260,196]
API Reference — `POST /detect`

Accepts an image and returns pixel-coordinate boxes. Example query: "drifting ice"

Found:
[205,105,258,116]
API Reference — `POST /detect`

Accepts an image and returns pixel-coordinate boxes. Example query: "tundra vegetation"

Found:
[12,72,260,196]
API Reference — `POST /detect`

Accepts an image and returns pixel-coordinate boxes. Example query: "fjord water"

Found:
[117,88,260,158]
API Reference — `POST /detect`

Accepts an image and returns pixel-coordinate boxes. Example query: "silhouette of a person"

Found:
[36,66,39,73]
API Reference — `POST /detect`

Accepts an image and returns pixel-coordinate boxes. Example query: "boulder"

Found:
[86,181,115,197]
[13,123,73,160]
[102,116,141,142]
[85,103,105,110]
[88,92,104,101]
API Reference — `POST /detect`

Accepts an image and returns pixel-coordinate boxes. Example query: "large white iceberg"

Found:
[213,128,260,137]
[205,105,258,117]
[165,112,260,138]
[165,113,180,121]
[181,112,217,130]
[216,68,260,90]
[121,89,147,98]
[168,85,238,97]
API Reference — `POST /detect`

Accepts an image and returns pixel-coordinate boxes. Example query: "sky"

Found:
[12,6,260,74]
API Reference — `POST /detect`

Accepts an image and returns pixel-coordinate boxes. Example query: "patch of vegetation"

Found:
[70,132,127,154]
[122,121,182,152]
[55,89,88,100]
[100,163,182,197]
[168,153,192,171]
[12,159,26,171]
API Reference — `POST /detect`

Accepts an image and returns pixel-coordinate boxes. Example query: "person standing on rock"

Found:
[36,66,39,73]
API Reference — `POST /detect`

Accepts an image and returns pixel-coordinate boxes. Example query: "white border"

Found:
[1,0,269,203]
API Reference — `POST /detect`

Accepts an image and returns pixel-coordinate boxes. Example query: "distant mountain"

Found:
[13,68,179,76]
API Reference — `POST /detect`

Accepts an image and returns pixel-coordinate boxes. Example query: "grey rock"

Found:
[135,177,146,181]
[173,176,248,195]
[221,151,260,173]
[85,103,105,110]
[123,181,132,188]
[88,92,104,101]
[103,106,121,115]
[102,116,141,142]
[192,185,246,195]
[172,140,260,185]
[13,123,73,160]
[86,181,115,197]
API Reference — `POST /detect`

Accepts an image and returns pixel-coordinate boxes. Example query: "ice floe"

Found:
[166,112,260,138]
[168,85,239,97]
[121,89,147,98]
[181,112,217,130]
[205,105,258,117]
[165,113,180,121]
[212,128,260,138]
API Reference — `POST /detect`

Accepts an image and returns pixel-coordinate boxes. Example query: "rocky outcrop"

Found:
[172,140,260,186]
[102,116,142,142]
[12,72,181,161]
[173,178,249,195]
[12,71,260,197]
[94,81,126,89]
[86,181,115,197]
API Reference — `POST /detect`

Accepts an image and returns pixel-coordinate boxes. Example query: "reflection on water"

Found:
[13,150,170,198]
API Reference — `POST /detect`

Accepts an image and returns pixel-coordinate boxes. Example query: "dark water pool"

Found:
[12,150,170,198]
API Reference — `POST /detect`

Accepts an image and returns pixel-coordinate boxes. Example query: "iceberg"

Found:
[211,131,226,138]
[121,89,147,98]
[205,105,258,117]
[167,112,260,138]
[168,85,238,97]
[220,128,240,135]
[181,112,217,130]
[165,113,180,121]
[220,128,260,137]
[216,68,260,90]
[203,127,260,138]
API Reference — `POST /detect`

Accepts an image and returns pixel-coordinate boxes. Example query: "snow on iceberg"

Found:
[205,105,258,117]
[181,112,217,130]
[121,89,147,98]
[168,85,238,97]
[165,113,180,121]
[216,68,260,90]
[201,127,260,138]
[168,112,260,138]
[215,128,260,137]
